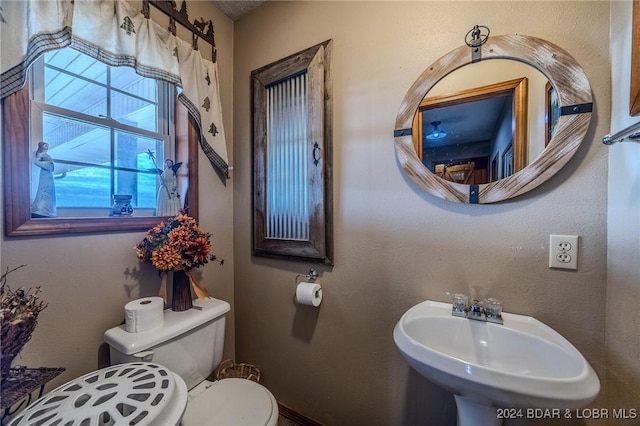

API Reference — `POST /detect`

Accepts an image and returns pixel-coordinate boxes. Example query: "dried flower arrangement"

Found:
[134,213,220,272]
[0,265,47,381]
[134,213,222,310]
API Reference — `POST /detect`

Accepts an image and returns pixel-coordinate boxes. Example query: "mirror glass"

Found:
[413,59,554,185]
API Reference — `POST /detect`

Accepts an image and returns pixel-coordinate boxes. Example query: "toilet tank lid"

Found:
[104,297,230,355]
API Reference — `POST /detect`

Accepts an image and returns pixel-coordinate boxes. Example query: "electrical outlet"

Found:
[549,235,579,270]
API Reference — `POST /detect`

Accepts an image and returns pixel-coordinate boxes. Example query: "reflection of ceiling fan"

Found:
[426,120,447,140]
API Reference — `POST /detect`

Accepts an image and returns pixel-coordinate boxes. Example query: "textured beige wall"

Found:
[605,0,640,418]
[232,2,612,424]
[0,0,236,389]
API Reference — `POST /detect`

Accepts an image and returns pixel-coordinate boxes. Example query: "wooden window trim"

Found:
[2,83,199,237]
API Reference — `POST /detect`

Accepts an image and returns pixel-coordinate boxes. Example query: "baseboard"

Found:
[278,402,323,426]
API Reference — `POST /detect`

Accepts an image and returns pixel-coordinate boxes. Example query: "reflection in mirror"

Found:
[411,59,553,185]
[423,92,514,183]
[414,78,524,184]
[545,81,560,145]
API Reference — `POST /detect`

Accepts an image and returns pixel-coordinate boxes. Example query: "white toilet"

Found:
[7,298,278,426]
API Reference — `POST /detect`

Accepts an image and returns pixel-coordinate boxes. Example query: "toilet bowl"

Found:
[7,297,278,425]
[184,378,278,425]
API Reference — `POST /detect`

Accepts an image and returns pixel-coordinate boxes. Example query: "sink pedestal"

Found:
[454,396,502,426]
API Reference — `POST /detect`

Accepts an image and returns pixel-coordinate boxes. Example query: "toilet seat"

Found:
[181,378,278,426]
[7,362,187,426]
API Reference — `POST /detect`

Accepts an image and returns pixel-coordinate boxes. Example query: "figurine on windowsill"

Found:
[157,159,182,217]
[30,142,57,218]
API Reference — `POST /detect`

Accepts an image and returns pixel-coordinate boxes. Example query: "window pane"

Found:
[111,66,157,101]
[114,130,164,209]
[111,65,158,131]
[38,117,165,210]
[44,49,108,117]
[111,91,157,132]
[41,114,111,208]
[45,49,107,84]
[44,48,159,128]
[55,166,112,208]
[44,66,107,117]
[44,113,111,165]
[137,154,158,208]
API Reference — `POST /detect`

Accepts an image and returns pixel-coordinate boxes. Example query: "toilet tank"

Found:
[104,297,230,390]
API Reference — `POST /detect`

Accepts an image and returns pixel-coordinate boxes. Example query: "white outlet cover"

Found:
[549,235,579,270]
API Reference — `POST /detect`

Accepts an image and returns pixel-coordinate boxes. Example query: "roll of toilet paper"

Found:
[124,297,164,333]
[295,282,322,307]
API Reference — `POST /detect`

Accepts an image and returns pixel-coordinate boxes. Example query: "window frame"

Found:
[251,40,333,265]
[3,78,199,237]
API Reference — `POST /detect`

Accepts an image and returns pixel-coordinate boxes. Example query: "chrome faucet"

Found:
[451,294,503,325]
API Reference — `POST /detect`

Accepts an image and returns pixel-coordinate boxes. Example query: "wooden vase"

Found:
[171,270,193,311]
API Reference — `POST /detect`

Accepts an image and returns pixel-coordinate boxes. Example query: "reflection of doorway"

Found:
[502,143,514,178]
[490,153,499,182]
[545,81,560,146]
[412,77,529,182]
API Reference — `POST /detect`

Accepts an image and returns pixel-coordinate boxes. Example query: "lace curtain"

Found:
[0,0,229,178]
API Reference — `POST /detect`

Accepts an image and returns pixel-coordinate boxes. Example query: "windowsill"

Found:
[7,215,173,237]
[47,208,159,218]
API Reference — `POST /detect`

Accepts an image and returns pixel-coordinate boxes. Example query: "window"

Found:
[2,52,199,236]
[30,47,174,217]
[251,40,333,264]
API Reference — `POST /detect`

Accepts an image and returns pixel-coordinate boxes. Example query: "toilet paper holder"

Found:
[294,269,320,297]
[294,269,322,306]
[295,269,318,283]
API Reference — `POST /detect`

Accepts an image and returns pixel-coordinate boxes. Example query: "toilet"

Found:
[7,298,278,426]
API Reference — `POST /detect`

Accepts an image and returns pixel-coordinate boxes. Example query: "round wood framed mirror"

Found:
[394,33,592,203]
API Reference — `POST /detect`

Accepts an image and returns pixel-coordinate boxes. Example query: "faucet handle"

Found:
[452,293,469,316]
[484,298,503,324]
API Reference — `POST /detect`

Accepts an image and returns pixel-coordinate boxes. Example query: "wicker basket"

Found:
[214,359,261,383]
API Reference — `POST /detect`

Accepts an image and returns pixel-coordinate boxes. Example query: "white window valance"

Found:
[0,0,229,178]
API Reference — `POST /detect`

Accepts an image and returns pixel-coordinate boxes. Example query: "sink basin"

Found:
[393,300,599,426]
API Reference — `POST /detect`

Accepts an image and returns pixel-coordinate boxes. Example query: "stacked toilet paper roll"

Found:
[124,297,164,333]
[295,282,322,307]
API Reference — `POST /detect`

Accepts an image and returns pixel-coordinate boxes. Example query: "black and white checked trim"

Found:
[0,28,72,98]
[179,92,229,179]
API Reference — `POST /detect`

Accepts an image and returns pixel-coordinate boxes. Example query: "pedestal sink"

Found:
[393,300,599,426]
